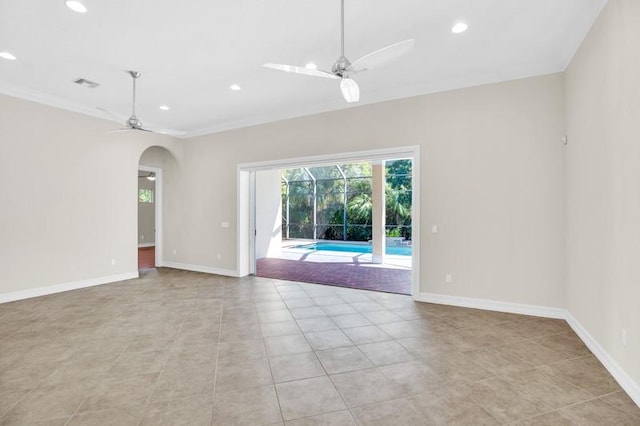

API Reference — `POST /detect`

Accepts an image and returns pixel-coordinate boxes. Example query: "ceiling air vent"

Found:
[73,78,100,89]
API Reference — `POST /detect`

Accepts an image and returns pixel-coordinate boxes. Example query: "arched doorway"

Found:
[138,146,178,270]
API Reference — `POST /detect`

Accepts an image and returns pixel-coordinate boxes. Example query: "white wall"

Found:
[255,170,283,259]
[565,0,640,389]
[137,177,155,245]
[0,72,567,313]
[181,73,567,308]
[0,94,181,297]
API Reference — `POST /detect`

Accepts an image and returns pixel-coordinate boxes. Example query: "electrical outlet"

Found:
[431,225,438,233]
[111,258,116,266]
[217,253,221,260]
[621,329,627,346]
[141,234,144,240]
[445,273,453,283]
[173,249,177,255]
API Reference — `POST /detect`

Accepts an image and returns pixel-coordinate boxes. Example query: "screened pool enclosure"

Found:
[281,160,412,242]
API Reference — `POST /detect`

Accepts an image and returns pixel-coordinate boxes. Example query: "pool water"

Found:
[294,242,412,256]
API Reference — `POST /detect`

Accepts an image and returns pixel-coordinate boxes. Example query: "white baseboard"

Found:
[416,291,639,407]
[0,271,139,304]
[138,243,155,248]
[565,312,640,407]
[161,261,239,277]
[416,292,566,319]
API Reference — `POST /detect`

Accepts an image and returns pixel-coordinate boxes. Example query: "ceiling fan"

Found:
[138,172,156,181]
[263,0,414,103]
[98,71,184,136]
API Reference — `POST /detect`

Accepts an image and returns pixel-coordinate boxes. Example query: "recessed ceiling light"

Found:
[0,51,17,61]
[305,62,318,70]
[65,1,87,13]
[159,105,170,111]
[230,84,241,91]
[451,22,468,34]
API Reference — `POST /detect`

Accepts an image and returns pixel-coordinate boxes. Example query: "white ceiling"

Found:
[0,0,607,138]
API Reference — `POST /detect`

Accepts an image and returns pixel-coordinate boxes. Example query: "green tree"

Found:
[386,189,410,225]
[385,159,412,239]
[347,193,372,224]
[282,160,412,242]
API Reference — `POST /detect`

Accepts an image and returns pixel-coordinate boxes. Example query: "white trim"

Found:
[415,292,640,406]
[237,147,418,172]
[1,73,562,140]
[0,272,139,304]
[138,243,155,248]
[248,171,257,274]
[237,170,251,277]
[162,261,239,278]
[0,82,187,138]
[410,146,421,298]
[415,292,566,319]
[182,72,566,138]
[138,166,163,268]
[237,146,420,297]
[565,312,640,407]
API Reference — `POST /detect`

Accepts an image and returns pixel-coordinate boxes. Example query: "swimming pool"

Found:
[294,242,412,256]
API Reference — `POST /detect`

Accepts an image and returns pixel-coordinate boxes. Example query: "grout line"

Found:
[208,278,226,426]
[504,394,604,425]
[260,286,286,423]
[1,387,38,425]
[285,407,359,424]
[63,319,137,425]
[134,314,187,426]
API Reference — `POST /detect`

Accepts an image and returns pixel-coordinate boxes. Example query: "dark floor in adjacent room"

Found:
[138,246,155,269]
[0,268,638,425]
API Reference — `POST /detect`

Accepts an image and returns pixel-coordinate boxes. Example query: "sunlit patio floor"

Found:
[256,246,412,295]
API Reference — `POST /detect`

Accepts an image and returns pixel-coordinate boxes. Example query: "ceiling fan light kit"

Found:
[65,1,87,14]
[340,77,359,103]
[263,0,414,103]
[138,172,156,181]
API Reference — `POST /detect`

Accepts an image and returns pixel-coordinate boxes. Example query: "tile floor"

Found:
[1,268,639,425]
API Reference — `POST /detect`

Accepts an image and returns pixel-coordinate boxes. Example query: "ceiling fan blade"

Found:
[349,39,415,72]
[107,127,134,134]
[107,127,150,134]
[144,126,187,137]
[340,78,360,103]
[263,63,339,80]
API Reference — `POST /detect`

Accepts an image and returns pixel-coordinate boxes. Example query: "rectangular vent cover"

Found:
[73,78,100,88]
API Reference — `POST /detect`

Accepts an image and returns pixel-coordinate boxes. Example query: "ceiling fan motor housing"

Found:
[331,56,352,76]
[127,115,143,129]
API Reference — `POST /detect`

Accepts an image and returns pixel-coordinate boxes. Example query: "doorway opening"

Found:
[137,145,177,271]
[238,146,420,298]
[138,167,159,269]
